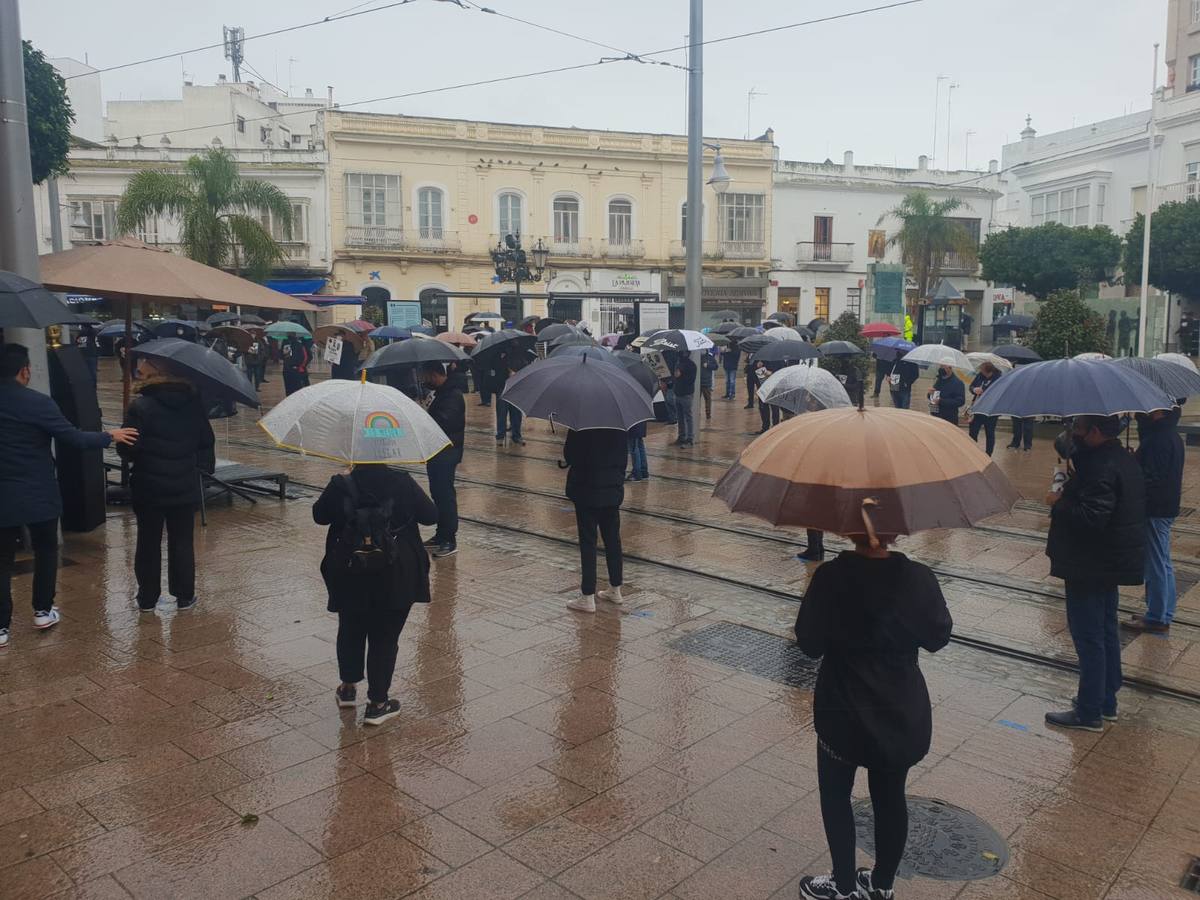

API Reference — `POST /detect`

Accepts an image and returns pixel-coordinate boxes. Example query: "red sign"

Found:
[769,279,779,287]
[468,214,478,225]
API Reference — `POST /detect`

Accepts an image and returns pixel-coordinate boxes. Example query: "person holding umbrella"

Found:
[673,351,698,447]
[563,427,628,612]
[721,340,741,400]
[281,335,308,396]
[421,362,466,558]
[967,361,1002,455]
[699,348,718,421]
[927,360,965,424]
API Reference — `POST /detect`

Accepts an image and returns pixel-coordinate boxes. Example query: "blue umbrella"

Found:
[501,354,654,430]
[972,358,1176,418]
[372,325,413,341]
[870,337,916,361]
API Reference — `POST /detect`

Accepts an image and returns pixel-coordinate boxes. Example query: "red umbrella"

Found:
[860,321,901,338]
[344,319,377,333]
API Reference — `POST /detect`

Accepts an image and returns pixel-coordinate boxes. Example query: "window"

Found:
[845,287,862,320]
[553,195,580,244]
[608,199,633,246]
[258,202,306,243]
[136,215,159,245]
[1096,184,1107,223]
[69,199,117,241]
[417,187,444,239]
[1193,0,1200,22]
[813,215,833,260]
[291,133,303,146]
[1191,53,1200,88]
[814,287,831,321]
[718,193,765,244]
[1188,162,1200,200]
[260,126,271,144]
[236,116,246,134]
[279,129,291,146]
[497,192,523,238]
[346,173,401,228]
[1030,188,1089,226]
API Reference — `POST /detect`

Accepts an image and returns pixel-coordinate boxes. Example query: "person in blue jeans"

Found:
[1045,415,1145,731]
[721,345,740,399]
[673,353,698,447]
[1124,407,1184,634]
[490,351,525,445]
[626,421,649,482]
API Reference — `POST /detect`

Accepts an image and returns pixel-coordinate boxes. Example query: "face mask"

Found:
[1053,429,1078,460]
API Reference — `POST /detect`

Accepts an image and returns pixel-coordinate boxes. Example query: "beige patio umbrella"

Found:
[39,238,316,409]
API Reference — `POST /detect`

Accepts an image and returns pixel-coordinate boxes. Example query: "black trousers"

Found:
[133,505,197,605]
[336,604,412,702]
[744,371,756,406]
[873,367,888,397]
[968,414,998,456]
[818,745,910,894]
[426,455,459,543]
[1008,416,1034,450]
[759,398,781,432]
[0,519,59,628]
[574,504,623,596]
[282,369,304,395]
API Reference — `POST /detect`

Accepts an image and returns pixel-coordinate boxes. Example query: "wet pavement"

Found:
[1,358,1198,898]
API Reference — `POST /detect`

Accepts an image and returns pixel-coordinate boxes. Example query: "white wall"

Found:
[50,57,103,143]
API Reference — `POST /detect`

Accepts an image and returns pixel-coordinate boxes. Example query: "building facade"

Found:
[323,110,776,332]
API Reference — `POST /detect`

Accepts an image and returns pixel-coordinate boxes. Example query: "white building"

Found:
[50,58,103,144]
[770,152,1001,347]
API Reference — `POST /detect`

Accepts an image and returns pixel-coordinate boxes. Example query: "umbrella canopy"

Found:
[757,364,852,414]
[766,311,796,324]
[360,337,468,375]
[435,331,476,348]
[0,271,76,328]
[737,332,782,355]
[501,354,655,430]
[765,326,806,342]
[644,329,714,353]
[751,340,821,365]
[472,329,538,360]
[966,351,1013,372]
[1073,351,1112,361]
[519,315,540,330]
[714,407,1018,534]
[150,319,204,340]
[992,344,1042,363]
[972,358,1176,418]
[599,333,621,348]
[98,320,148,337]
[239,313,267,326]
[371,325,413,341]
[993,314,1035,330]
[533,317,563,334]
[807,318,828,332]
[206,312,240,326]
[259,379,449,465]
[761,319,784,331]
[265,321,311,340]
[729,326,761,340]
[130,338,258,407]
[860,321,901,339]
[714,322,740,335]
[712,309,745,322]
[1110,356,1200,398]
[67,314,103,327]
[467,311,504,322]
[209,325,256,352]
[1156,352,1197,371]
[549,331,596,349]
[901,343,974,371]
[343,319,377,334]
[706,333,731,347]
[314,324,367,349]
[819,340,867,358]
[537,323,578,344]
[870,337,916,361]
[609,350,659,395]
[551,345,613,363]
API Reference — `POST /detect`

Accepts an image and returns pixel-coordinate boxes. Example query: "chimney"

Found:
[305,87,313,98]
[1020,115,1037,141]
[918,154,929,171]
[218,73,227,83]
[842,150,855,174]
[988,159,999,173]
[327,85,334,108]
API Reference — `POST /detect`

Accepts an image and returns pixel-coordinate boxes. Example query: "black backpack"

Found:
[336,474,400,575]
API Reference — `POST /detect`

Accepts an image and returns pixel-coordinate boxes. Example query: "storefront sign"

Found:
[987,287,1014,305]
[594,270,650,293]
[386,301,423,328]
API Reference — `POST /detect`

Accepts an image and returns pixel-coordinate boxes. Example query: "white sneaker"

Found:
[0,628,9,648]
[32,608,60,630]
[596,586,624,605]
[566,595,596,613]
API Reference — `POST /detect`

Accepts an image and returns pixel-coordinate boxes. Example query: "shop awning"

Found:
[265,278,328,295]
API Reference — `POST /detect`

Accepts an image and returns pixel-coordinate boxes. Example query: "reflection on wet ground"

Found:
[0,359,1196,898]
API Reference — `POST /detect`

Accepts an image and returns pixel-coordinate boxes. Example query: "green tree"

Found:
[980,223,1122,299]
[877,190,978,299]
[816,311,870,383]
[1027,291,1112,359]
[116,148,292,281]
[1124,202,1200,300]
[23,41,74,184]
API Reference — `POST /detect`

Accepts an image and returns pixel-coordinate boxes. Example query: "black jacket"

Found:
[968,370,1001,409]
[118,379,216,508]
[563,429,627,508]
[721,347,741,372]
[795,552,952,771]
[1047,439,1146,586]
[1136,409,1184,519]
[931,371,964,421]
[427,373,466,462]
[312,468,437,612]
[674,356,698,397]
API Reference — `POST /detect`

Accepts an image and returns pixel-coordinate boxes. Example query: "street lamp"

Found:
[705,143,731,194]
[490,233,549,319]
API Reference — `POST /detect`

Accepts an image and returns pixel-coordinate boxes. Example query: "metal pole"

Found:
[0,0,50,393]
[1138,42,1159,358]
[945,84,958,170]
[47,177,63,252]
[685,0,704,436]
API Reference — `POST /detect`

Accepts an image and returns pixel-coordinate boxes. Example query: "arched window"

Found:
[419,287,448,332]
[417,187,444,239]
[553,195,580,244]
[608,199,633,246]
[498,192,523,239]
[680,200,705,246]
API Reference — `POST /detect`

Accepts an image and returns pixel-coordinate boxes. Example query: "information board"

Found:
[872,264,906,314]
[638,302,670,334]
[387,301,423,328]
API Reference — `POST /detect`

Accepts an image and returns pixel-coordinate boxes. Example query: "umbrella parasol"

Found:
[314,323,369,349]
[766,311,796,324]
[1109,356,1200,398]
[472,329,537,359]
[209,325,256,352]
[467,311,504,323]
[712,309,745,322]
[751,340,821,365]
[599,333,621,348]
[818,340,867,358]
[549,331,596,349]
[706,332,731,347]
[764,326,805,342]
[435,331,476,348]
[551,345,612,363]
[1073,351,1112,361]
[971,358,1176,418]
[67,313,103,327]
[644,329,714,353]
[501,354,655,430]
[966,351,1013,371]
[870,337,916,361]
[150,319,205,340]
[715,321,740,335]
[265,321,311,340]
[737,332,781,355]
[534,317,563,334]
[206,312,239,326]
[371,325,413,341]
[519,315,540,330]
[360,337,468,375]
[992,314,1035,330]
[860,321,901,339]
[342,319,377,334]
[609,350,659,395]
[537,323,578,344]
[239,313,267,326]
[714,407,1018,534]
[260,378,449,464]
[992,344,1041,363]
[729,326,760,340]
[0,271,75,328]
[1156,352,1197,371]
[130,338,258,407]
[756,364,852,414]
[98,320,148,337]
[901,343,974,371]
[761,319,784,330]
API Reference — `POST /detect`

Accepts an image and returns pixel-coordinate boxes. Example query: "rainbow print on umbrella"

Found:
[362,411,406,439]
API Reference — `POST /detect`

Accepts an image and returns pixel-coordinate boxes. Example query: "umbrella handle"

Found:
[861,498,880,549]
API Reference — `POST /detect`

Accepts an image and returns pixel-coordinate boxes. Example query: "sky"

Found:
[20,0,1164,170]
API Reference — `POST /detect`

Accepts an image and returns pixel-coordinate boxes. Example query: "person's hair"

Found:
[0,343,30,379]
[419,362,447,377]
[1077,414,1123,438]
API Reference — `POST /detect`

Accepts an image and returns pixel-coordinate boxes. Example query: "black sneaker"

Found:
[363,698,401,726]
[798,875,855,899]
[1045,708,1103,733]
[335,684,357,708]
[176,596,198,610]
[432,542,458,558]
[1073,696,1117,722]
[423,536,443,548]
[856,868,895,899]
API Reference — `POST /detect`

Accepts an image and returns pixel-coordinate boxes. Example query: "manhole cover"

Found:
[670,621,819,689]
[853,797,1008,881]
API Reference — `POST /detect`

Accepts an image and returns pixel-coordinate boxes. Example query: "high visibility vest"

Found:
[903,315,914,341]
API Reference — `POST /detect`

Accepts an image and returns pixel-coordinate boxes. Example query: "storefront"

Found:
[668,275,767,328]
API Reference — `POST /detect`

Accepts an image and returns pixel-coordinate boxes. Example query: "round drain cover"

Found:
[853,796,1008,881]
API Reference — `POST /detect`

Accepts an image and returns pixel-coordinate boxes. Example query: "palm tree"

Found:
[116,148,293,281]
[877,191,978,299]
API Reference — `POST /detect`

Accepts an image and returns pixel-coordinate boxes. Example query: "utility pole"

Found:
[0,0,50,393]
[223,26,244,83]
[685,0,704,430]
[1138,43,1160,358]
[945,82,959,169]
[745,86,766,140]
[964,130,976,171]
[931,74,948,166]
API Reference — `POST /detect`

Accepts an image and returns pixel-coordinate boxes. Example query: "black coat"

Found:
[968,370,1001,410]
[721,347,741,372]
[563,429,627,508]
[0,380,113,528]
[796,552,952,771]
[1047,439,1146,586]
[427,373,466,462]
[118,380,215,508]
[891,359,920,390]
[313,468,437,612]
[1136,410,1184,519]
[931,370,964,422]
[674,356,697,397]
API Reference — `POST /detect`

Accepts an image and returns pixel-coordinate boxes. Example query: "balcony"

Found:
[668,240,728,260]
[407,229,461,253]
[1156,181,1200,206]
[344,225,403,250]
[549,238,594,258]
[796,241,854,269]
[941,251,980,275]
[599,238,645,260]
[278,241,310,262]
[718,240,767,260]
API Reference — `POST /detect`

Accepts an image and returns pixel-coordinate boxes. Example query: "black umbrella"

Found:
[751,340,821,364]
[537,323,578,344]
[151,319,203,340]
[550,331,596,349]
[737,333,778,355]
[761,319,784,330]
[808,318,828,332]
[360,338,468,375]
[207,312,239,326]
[992,344,1041,363]
[767,312,796,325]
[534,317,563,334]
[467,311,503,322]
[130,338,258,407]
[794,326,815,340]
[471,329,537,359]
[993,314,1035,330]
[729,326,760,339]
[1110,356,1200,398]
[552,345,613,363]
[610,350,659,395]
[98,320,148,337]
[239,313,267,326]
[501,354,655,430]
[711,309,743,321]
[519,315,540,330]
[818,340,865,357]
[715,322,739,335]
[0,271,74,328]
[67,313,103,327]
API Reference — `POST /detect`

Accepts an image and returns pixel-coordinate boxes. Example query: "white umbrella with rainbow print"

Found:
[259,377,450,464]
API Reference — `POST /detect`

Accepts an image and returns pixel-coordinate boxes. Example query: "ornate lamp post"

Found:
[490,233,549,319]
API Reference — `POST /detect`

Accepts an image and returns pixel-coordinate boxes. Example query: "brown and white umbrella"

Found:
[714,406,1017,536]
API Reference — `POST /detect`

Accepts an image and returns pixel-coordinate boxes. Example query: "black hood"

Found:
[138,379,198,410]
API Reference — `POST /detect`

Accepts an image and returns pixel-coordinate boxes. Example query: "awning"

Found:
[296,294,365,306]
[265,278,328,295]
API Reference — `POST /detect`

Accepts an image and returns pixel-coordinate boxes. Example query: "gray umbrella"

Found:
[131,338,258,407]
[550,344,611,363]
[550,331,596,349]
[501,354,654,430]
[471,328,536,360]
[360,337,467,375]
[1110,356,1200,398]
[610,350,659,395]
[0,271,74,328]
[751,340,821,365]
[537,323,578,344]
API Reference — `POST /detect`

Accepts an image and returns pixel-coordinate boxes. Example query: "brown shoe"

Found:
[1120,615,1170,634]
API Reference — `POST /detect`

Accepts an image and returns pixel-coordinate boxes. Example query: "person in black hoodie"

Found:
[312,466,436,726]
[795,533,952,900]
[1045,414,1145,731]
[888,358,919,410]
[1124,407,1184,634]
[421,362,466,558]
[927,363,964,425]
[118,359,215,611]
[562,428,628,613]
[966,362,1002,455]
[281,336,307,395]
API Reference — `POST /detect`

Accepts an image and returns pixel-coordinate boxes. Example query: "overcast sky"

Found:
[21,0,1162,170]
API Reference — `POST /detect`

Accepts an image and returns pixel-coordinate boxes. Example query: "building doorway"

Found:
[361,286,390,323]
[419,288,448,331]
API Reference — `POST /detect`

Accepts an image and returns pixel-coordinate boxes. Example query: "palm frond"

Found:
[116,170,195,235]
[225,213,284,281]
[186,149,241,211]
[179,206,229,269]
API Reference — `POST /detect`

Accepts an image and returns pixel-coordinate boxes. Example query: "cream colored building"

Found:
[323,110,776,332]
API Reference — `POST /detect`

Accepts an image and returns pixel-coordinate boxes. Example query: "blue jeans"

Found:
[495,400,523,440]
[1064,582,1121,720]
[627,436,648,479]
[676,393,695,443]
[890,385,911,410]
[724,369,737,398]
[1144,517,1177,625]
